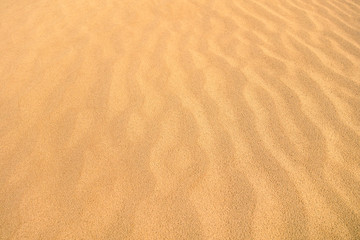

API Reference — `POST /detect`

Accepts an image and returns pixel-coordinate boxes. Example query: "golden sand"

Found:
[1,0,360,239]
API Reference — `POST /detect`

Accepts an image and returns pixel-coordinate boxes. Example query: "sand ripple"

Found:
[1,0,360,239]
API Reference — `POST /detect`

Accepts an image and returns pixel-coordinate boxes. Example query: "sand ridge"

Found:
[1,0,360,239]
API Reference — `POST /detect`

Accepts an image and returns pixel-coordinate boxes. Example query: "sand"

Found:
[1,0,360,239]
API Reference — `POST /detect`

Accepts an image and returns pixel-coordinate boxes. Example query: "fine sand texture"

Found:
[1,0,360,239]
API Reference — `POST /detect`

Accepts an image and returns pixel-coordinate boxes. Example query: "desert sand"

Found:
[1,0,360,239]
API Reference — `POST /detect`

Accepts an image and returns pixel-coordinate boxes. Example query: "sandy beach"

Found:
[1,0,360,239]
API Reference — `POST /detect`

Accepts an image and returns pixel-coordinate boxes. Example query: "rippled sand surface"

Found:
[1,0,360,239]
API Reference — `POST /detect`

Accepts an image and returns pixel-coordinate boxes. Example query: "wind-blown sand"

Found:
[1,0,360,239]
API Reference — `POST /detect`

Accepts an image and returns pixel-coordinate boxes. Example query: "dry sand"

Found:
[1,0,360,239]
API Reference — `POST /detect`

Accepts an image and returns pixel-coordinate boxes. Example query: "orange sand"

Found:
[1,0,360,239]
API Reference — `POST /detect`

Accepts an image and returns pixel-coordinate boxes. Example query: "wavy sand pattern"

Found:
[1,0,360,239]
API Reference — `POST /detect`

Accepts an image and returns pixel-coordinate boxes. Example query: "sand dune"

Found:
[1,0,360,239]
